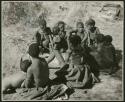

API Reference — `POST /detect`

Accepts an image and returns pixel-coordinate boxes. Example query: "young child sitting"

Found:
[32,18,52,53]
[85,18,100,47]
[64,35,100,89]
[90,34,118,74]
[22,43,49,88]
[46,21,68,68]
[103,35,118,74]
[52,21,68,52]
[68,21,88,49]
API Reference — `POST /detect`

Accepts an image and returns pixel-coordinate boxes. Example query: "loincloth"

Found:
[12,84,69,100]
[66,63,100,89]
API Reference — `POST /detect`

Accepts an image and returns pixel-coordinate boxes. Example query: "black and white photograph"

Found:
[1,1,124,101]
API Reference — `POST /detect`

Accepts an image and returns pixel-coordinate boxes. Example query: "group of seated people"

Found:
[2,17,119,94]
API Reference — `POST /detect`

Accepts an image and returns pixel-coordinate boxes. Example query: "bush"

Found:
[2,2,50,27]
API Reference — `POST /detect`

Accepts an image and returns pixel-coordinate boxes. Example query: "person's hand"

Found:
[66,48,71,53]
[21,80,25,88]
[53,35,61,43]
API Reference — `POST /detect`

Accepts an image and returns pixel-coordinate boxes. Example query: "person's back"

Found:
[31,57,49,87]
[24,43,49,88]
[65,35,100,88]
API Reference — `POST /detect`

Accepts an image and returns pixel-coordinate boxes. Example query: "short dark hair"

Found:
[57,21,65,26]
[69,35,81,47]
[104,35,113,43]
[76,22,84,28]
[28,43,40,58]
[53,21,65,35]
[20,59,31,72]
[85,18,95,26]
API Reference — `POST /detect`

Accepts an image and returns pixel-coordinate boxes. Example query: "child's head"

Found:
[39,19,47,30]
[20,59,32,72]
[85,18,95,30]
[57,21,65,31]
[76,22,84,33]
[28,43,40,58]
[104,35,113,44]
[95,34,104,44]
[69,35,81,49]
[34,32,42,44]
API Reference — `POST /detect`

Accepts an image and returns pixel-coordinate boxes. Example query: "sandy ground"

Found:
[2,1,123,101]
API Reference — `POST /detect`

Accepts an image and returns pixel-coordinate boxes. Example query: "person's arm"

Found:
[66,30,76,50]
[54,49,66,67]
[66,68,80,81]
[24,68,33,88]
[42,28,52,48]
[21,80,25,88]
[48,34,54,51]
[43,34,50,48]
[95,27,100,34]
[81,32,88,43]
[84,30,91,46]
[46,52,55,64]
[65,49,72,63]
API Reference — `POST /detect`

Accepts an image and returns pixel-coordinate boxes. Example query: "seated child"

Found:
[22,43,49,88]
[85,18,100,47]
[68,21,88,49]
[46,21,68,68]
[103,35,118,74]
[52,21,68,52]
[63,35,100,89]
[90,34,117,74]
[32,18,52,53]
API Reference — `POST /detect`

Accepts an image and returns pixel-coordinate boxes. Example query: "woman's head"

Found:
[76,22,84,33]
[85,18,95,30]
[57,21,65,31]
[39,19,47,30]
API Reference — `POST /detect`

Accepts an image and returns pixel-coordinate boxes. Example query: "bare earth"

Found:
[2,1,123,101]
